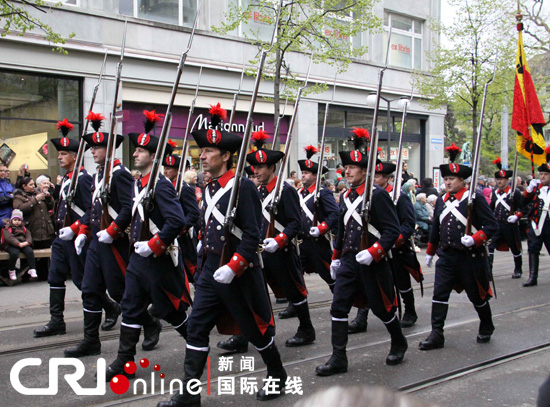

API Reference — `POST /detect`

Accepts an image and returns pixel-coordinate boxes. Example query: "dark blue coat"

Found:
[491,186,524,222]
[298,183,339,234]
[56,168,93,230]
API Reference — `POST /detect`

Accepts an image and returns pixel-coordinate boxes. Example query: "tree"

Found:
[519,0,550,53]
[1,0,74,53]
[212,0,380,142]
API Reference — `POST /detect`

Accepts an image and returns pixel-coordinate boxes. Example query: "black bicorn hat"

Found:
[191,103,242,154]
[492,157,513,179]
[338,128,370,168]
[246,130,284,167]
[298,145,328,174]
[538,146,550,173]
[163,154,181,169]
[128,110,176,155]
[51,118,81,152]
[82,112,125,148]
[244,165,255,177]
[439,143,472,178]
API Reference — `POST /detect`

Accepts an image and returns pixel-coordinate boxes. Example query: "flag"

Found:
[512,22,547,167]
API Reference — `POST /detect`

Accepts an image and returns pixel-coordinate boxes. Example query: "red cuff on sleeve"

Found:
[367,242,386,263]
[332,250,342,260]
[426,242,438,256]
[523,190,533,198]
[317,222,330,235]
[78,224,90,238]
[515,211,523,218]
[227,252,248,277]
[148,233,168,256]
[70,221,81,234]
[472,230,488,247]
[395,234,405,248]
[106,222,122,239]
[197,231,202,241]
[274,232,289,248]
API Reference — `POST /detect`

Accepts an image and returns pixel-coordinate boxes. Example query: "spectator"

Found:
[419,177,438,196]
[286,170,297,185]
[183,169,198,187]
[402,162,413,183]
[16,163,31,188]
[294,178,302,190]
[335,164,344,184]
[3,209,37,280]
[414,193,432,234]
[482,186,492,204]
[476,175,488,195]
[488,177,496,189]
[0,163,14,223]
[516,176,525,192]
[335,181,347,204]
[324,179,335,192]
[401,179,416,203]
[426,194,438,217]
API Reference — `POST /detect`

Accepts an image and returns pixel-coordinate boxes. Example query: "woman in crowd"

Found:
[401,179,417,204]
[0,163,14,223]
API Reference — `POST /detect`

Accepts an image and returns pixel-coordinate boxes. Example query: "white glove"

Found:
[134,241,154,257]
[330,259,341,280]
[309,227,321,238]
[355,249,374,266]
[97,230,114,244]
[507,215,519,224]
[263,238,279,253]
[461,235,475,247]
[59,227,75,241]
[213,264,236,284]
[197,240,202,255]
[74,234,87,255]
[527,178,541,193]
[425,255,433,268]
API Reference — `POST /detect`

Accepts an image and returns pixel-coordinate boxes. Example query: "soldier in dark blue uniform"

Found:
[421,143,498,350]
[488,157,525,279]
[63,112,134,357]
[33,119,95,338]
[315,128,407,376]
[521,146,550,287]
[163,153,200,284]
[105,111,191,381]
[157,104,286,407]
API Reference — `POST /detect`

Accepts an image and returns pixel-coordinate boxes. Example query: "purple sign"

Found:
[122,102,289,143]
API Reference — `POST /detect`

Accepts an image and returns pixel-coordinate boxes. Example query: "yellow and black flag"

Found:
[512,21,547,168]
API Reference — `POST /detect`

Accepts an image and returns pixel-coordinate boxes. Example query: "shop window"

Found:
[383,12,423,70]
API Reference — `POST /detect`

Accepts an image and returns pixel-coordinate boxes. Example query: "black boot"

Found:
[106,325,141,381]
[101,294,121,331]
[64,310,102,357]
[348,307,369,334]
[475,302,495,343]
[142,315,162,351]
[34,288,66,337]
[217,335,248,354]
[256,342,287,401]
[399,290,418,328]
[512,255,522,279]
[315,320,348,376]
[385,317,408,365]
[156,348,208,407]
[419,302,448,350]
[523,253,539,287]
[285,302,315,347]
[278,302,297,319]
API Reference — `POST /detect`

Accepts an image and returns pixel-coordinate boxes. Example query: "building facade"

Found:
[0,0,446,184]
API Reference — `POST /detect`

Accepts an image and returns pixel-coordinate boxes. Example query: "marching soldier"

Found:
[105,111,191,381]
[64,112,134,358]
[157,104,287,407]
[421,143,498,350]
[521,146,550,287]
[488,157,525,279]
[163,153,201,283]
[34,119,99,338]
[316,128,407,376]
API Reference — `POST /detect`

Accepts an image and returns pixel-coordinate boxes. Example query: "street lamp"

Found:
[366,93,410,161]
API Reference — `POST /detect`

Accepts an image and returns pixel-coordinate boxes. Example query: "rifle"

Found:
[466,57,497,297]
[220,0,284,266]
[228,62,246,130]
[139,2,201,241]
[174,66,203,196]
[62,51,108,228]
[391,86,414,205]
[100,21,127,230]
[312,70,338,227]
[360,27,392,251]
[265,54,313,239]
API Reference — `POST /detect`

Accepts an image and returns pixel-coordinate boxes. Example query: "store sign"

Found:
[378,148,409,161]
[433,168,442,189]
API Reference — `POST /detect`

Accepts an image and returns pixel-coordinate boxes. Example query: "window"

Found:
[119,0,198,27]
[383,12,423,70]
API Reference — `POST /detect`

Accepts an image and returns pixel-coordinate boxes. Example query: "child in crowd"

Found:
[3,209,36,280]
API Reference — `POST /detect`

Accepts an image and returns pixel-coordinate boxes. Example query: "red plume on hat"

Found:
[350,127,370,151]
[445,143,462,163]
[304,145,318,160]
[251,130,270,150]
[546,145,550,163]
[143,110,164,134]
[86,112,105,132]
[209,103,227,129]
[167,139,177,148]
[492,157,502,171]
[56,118,74,136]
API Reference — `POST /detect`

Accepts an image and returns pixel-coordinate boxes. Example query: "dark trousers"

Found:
[300,236,334,287]
[48,236,88,289]
[527,222,550,255]
[262,245,307,304]
[489,222,522,255]
[5,245,35,269]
